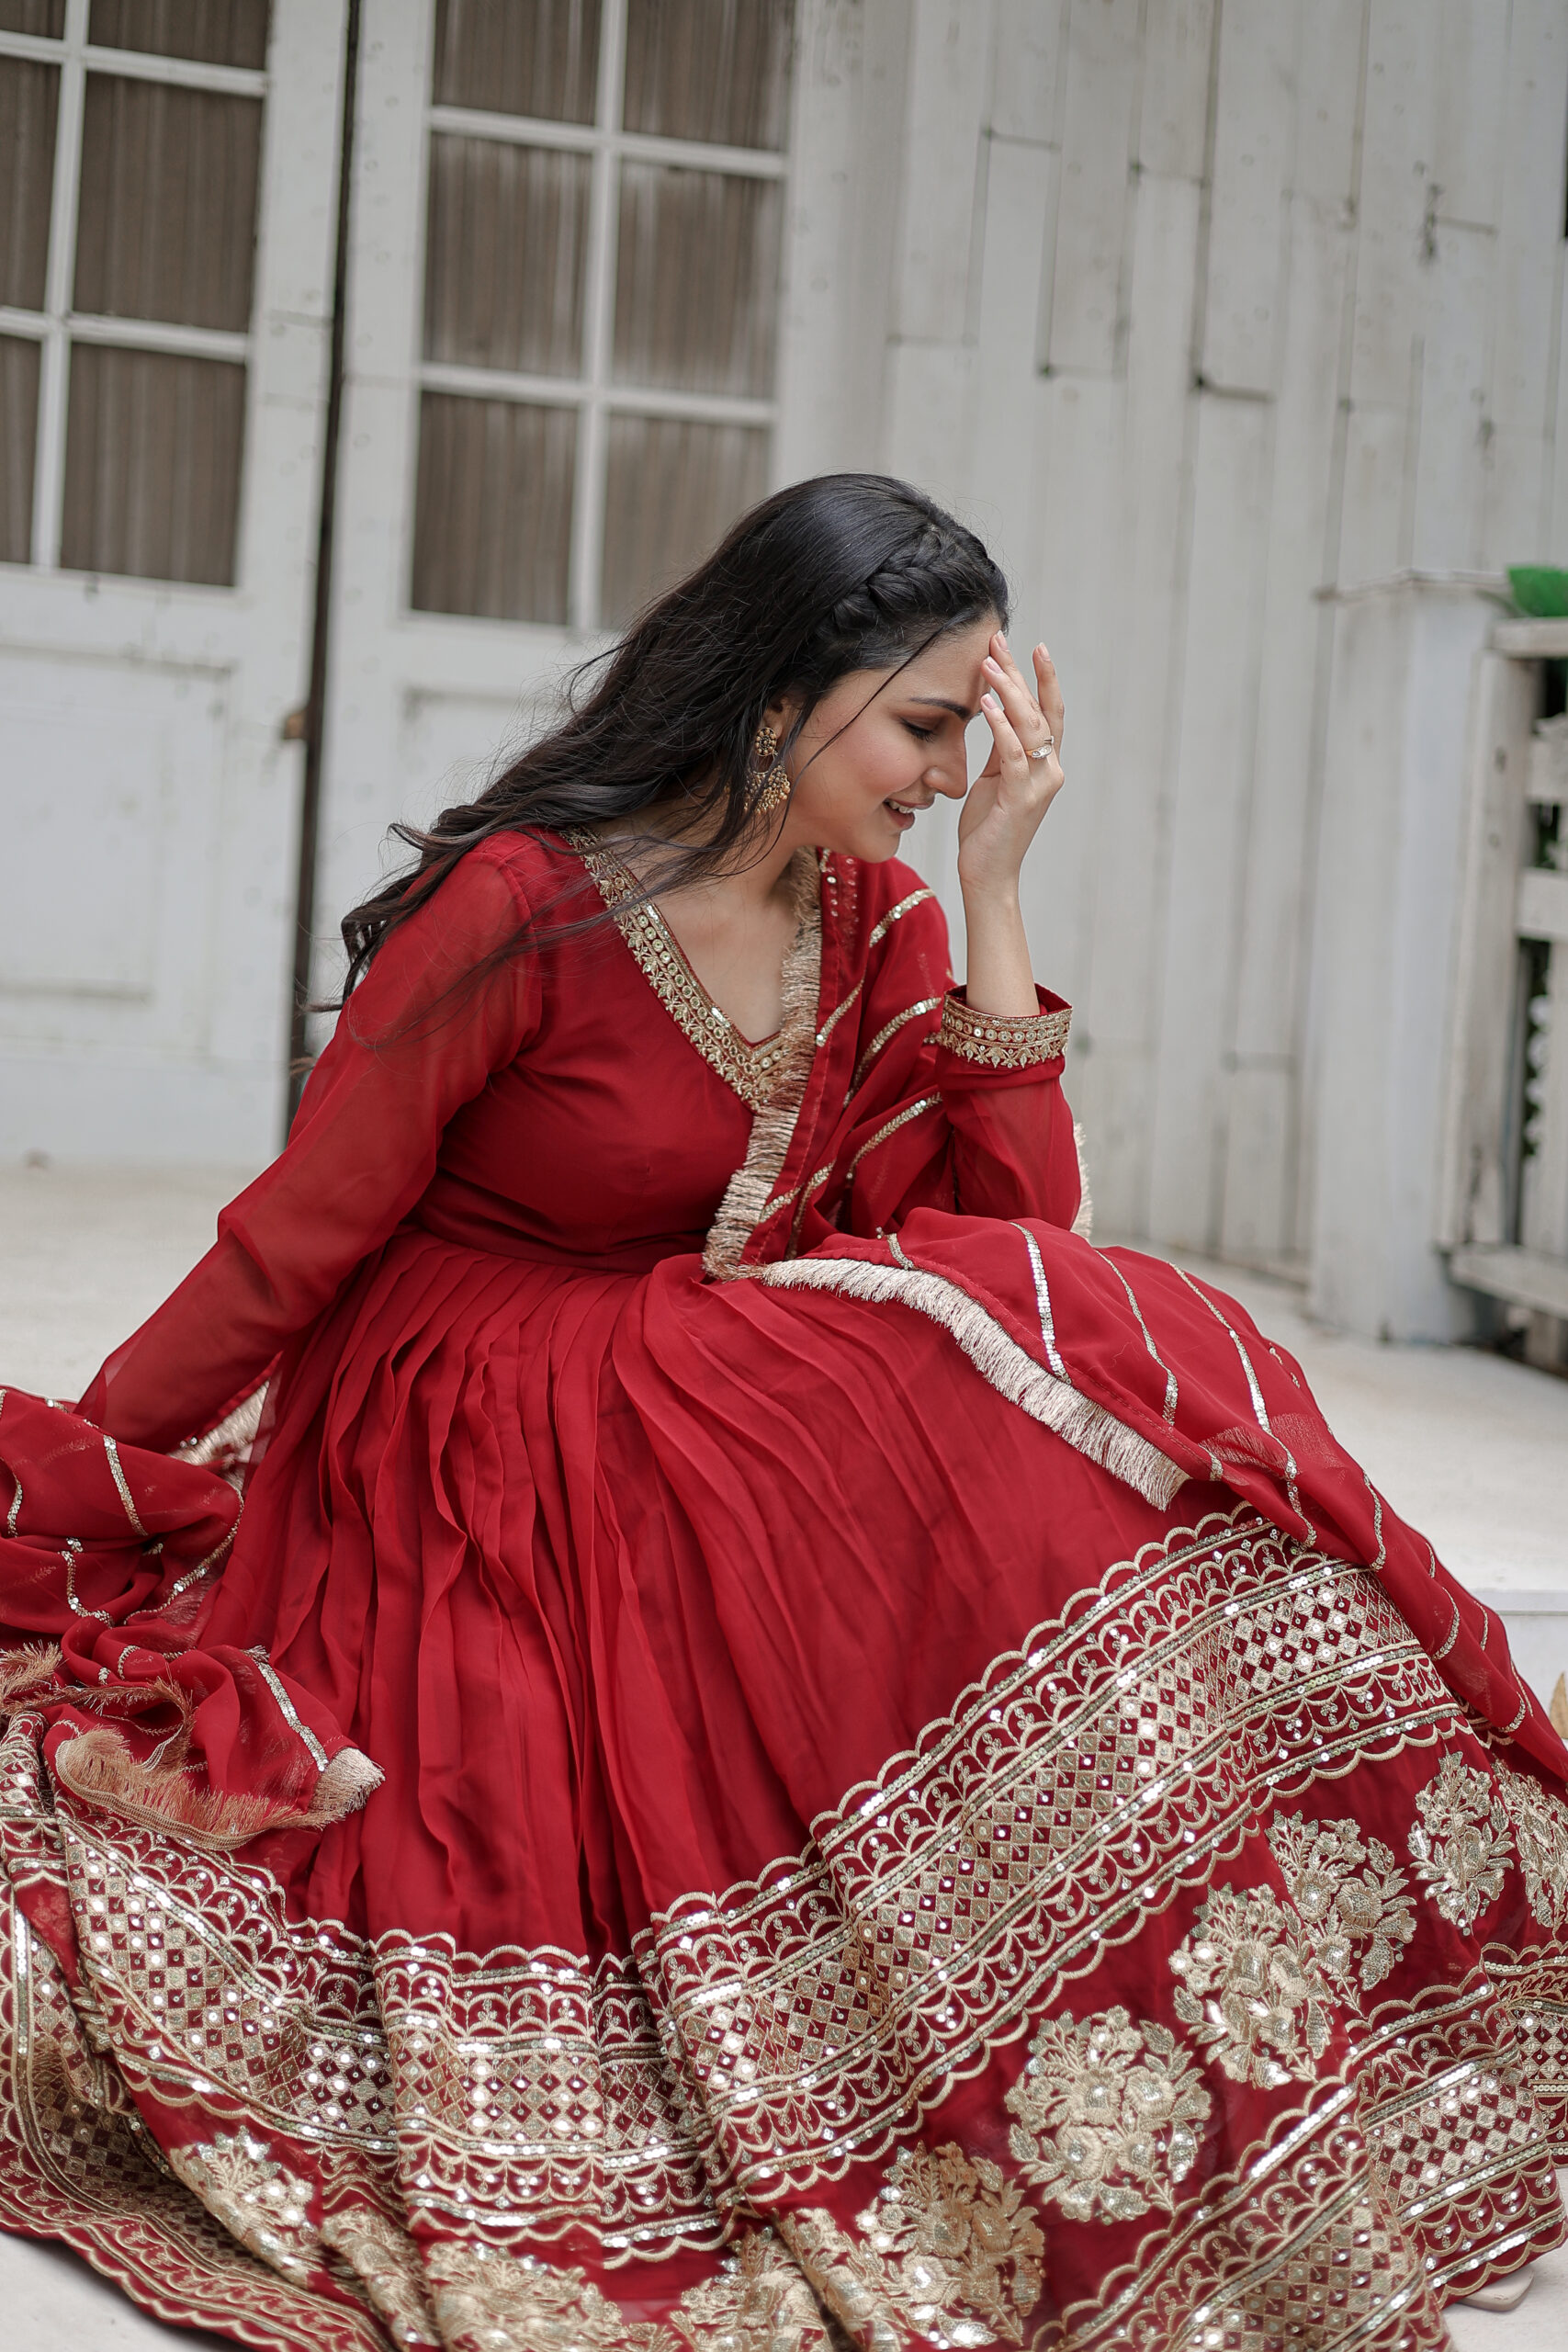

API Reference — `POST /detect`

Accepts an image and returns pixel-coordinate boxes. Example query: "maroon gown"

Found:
[0,829,1564,2352]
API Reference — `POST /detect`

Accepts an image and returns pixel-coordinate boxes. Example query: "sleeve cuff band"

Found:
[937,993,1071,1069]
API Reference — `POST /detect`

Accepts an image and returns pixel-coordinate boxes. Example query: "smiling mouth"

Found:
[886,797,927,817]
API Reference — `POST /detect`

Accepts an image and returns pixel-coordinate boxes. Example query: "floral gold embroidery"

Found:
[936,996,1070,1069]
[1004,2006,1211,2222]
[1408,1756,1511,1932]
[167,2128,318,2283]
[428,2233,834,2352]
[786,2141,1043,2347]
[1169,1886,1329,2089]
[1267,1815,1416,1991]
[320,2204,441,2346]
[1495,1758,1568,1931]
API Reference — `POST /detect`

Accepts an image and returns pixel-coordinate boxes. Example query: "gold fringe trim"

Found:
[703,854,824,1282]
[173,1383,267,1474]
[1072,1120,1093,1240]
[746,1252,1187,1508]
[0,1642,63,1711]
[51,1724,382,1850]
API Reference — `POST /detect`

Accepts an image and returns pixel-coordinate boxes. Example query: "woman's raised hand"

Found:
[958,633,1066,903]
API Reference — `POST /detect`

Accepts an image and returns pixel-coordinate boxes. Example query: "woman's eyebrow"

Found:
[907,694,977,720]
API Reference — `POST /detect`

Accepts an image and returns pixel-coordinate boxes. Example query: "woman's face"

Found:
[770,616,998,862]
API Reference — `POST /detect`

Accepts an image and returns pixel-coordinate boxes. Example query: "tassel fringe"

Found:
[750,1252,1187,1508]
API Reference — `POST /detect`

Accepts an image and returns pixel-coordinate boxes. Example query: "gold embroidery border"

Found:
[566,831,821,1114]
[938,993,1071,1068]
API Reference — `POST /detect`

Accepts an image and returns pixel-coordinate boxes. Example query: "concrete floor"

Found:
[1,1161,1566,2346]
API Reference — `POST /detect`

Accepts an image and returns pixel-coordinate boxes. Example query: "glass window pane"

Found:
[424,137,589,376]
[614,163,781,395]
[0,336,40,562]
[0,3,64,32]
[0,59,58,311]
[600,413,765,628]
[432,0,600,125]
[62,342,246,583]
[88,1,270,69]
[412,392,575,622]
[624,0,792,150]
[74,75,262,331]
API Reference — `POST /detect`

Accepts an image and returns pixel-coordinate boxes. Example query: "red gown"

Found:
[0,829,1564,2352]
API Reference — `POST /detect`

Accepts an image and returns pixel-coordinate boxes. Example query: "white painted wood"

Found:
[1348,2,1438,413]
[1409,220,1493,571]
[892,0,991,345]
[1222,197,1357,1260]
[966,134,1056,581]
[773,0,912,482]
[1044,0,1142,376]
[0,1,347,1164]
[1199,0,1296,395]
[1073,171,1201,1239]
[1309,582,1499,1338]
[1147,393,1273,1249]
[987,0,1068,145]
[1135,0,1215,182]
[1483,0,1568,565]
[1518,869,1568,944]
[1432,0,1509,230]
[1292,0,1367,206]
[1336,400,1416,588]
[1438,650,1541,1247]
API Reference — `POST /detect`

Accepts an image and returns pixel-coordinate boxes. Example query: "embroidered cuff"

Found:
[936,989,1070,1069]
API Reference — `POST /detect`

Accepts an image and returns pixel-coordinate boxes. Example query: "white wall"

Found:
[783,0,1568,1286]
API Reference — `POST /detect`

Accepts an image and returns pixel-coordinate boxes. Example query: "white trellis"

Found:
[1440,616,1568,1366]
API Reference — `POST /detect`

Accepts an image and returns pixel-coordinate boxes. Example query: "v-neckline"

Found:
[566,830,821,1111]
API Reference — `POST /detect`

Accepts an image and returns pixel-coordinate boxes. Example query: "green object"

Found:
[1508,565,1568,617]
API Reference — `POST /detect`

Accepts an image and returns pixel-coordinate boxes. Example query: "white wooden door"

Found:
[308,0,795,1012]
[0,0,345,1164]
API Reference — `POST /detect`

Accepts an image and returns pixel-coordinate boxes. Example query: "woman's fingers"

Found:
[1032,642,1065,751]
[982,647,1042,743]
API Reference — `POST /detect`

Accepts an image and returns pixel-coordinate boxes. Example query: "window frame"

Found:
[412,0,790,633]
[0,0,265,575]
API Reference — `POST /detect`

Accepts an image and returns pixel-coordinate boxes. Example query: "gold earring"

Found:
[750,720,792,814]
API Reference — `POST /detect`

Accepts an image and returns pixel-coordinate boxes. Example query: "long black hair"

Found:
[333,473,1009,1000]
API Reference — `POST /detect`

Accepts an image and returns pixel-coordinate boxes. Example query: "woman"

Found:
[0,476,1563,2352]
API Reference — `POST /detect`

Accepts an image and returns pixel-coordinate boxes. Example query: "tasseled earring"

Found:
[750,720,793,814]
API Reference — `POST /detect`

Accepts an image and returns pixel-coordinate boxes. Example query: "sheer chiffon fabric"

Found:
[0,832,1563,2352]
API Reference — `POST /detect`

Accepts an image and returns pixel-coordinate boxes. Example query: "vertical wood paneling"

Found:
[1200,0,1296,393]
[892,0,990,345]
[410,393,577,622]
[987,0,1067,144]
[623,0,794,148]
[1431,0,1508,227]
[432,0,601,124]
[423,137,590,375]
[1147,394,1272,1246]
[1410,220,1493,570]
[61,342,245,582]
[0,335,40,561]
[1026,372,1125,1012]
[1044,0,1141,374]
[967,134,1055,581]
[74,75,263,331]
[601,413,767,625]
[614,164,784,393]
[88,0,270,66]
[0,4,64,32]
[1484,0,1568,563]
[1221,192,1356,1260]
[1075,174,1202,1240]
[0,58,59,311]
[1137,0,1214,179]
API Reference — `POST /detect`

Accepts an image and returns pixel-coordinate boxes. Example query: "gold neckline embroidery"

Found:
[566,830,819,1113]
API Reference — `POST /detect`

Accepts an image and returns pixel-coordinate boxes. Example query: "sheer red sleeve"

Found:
[833,895,1082,1238]
[78,850,541,1452]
